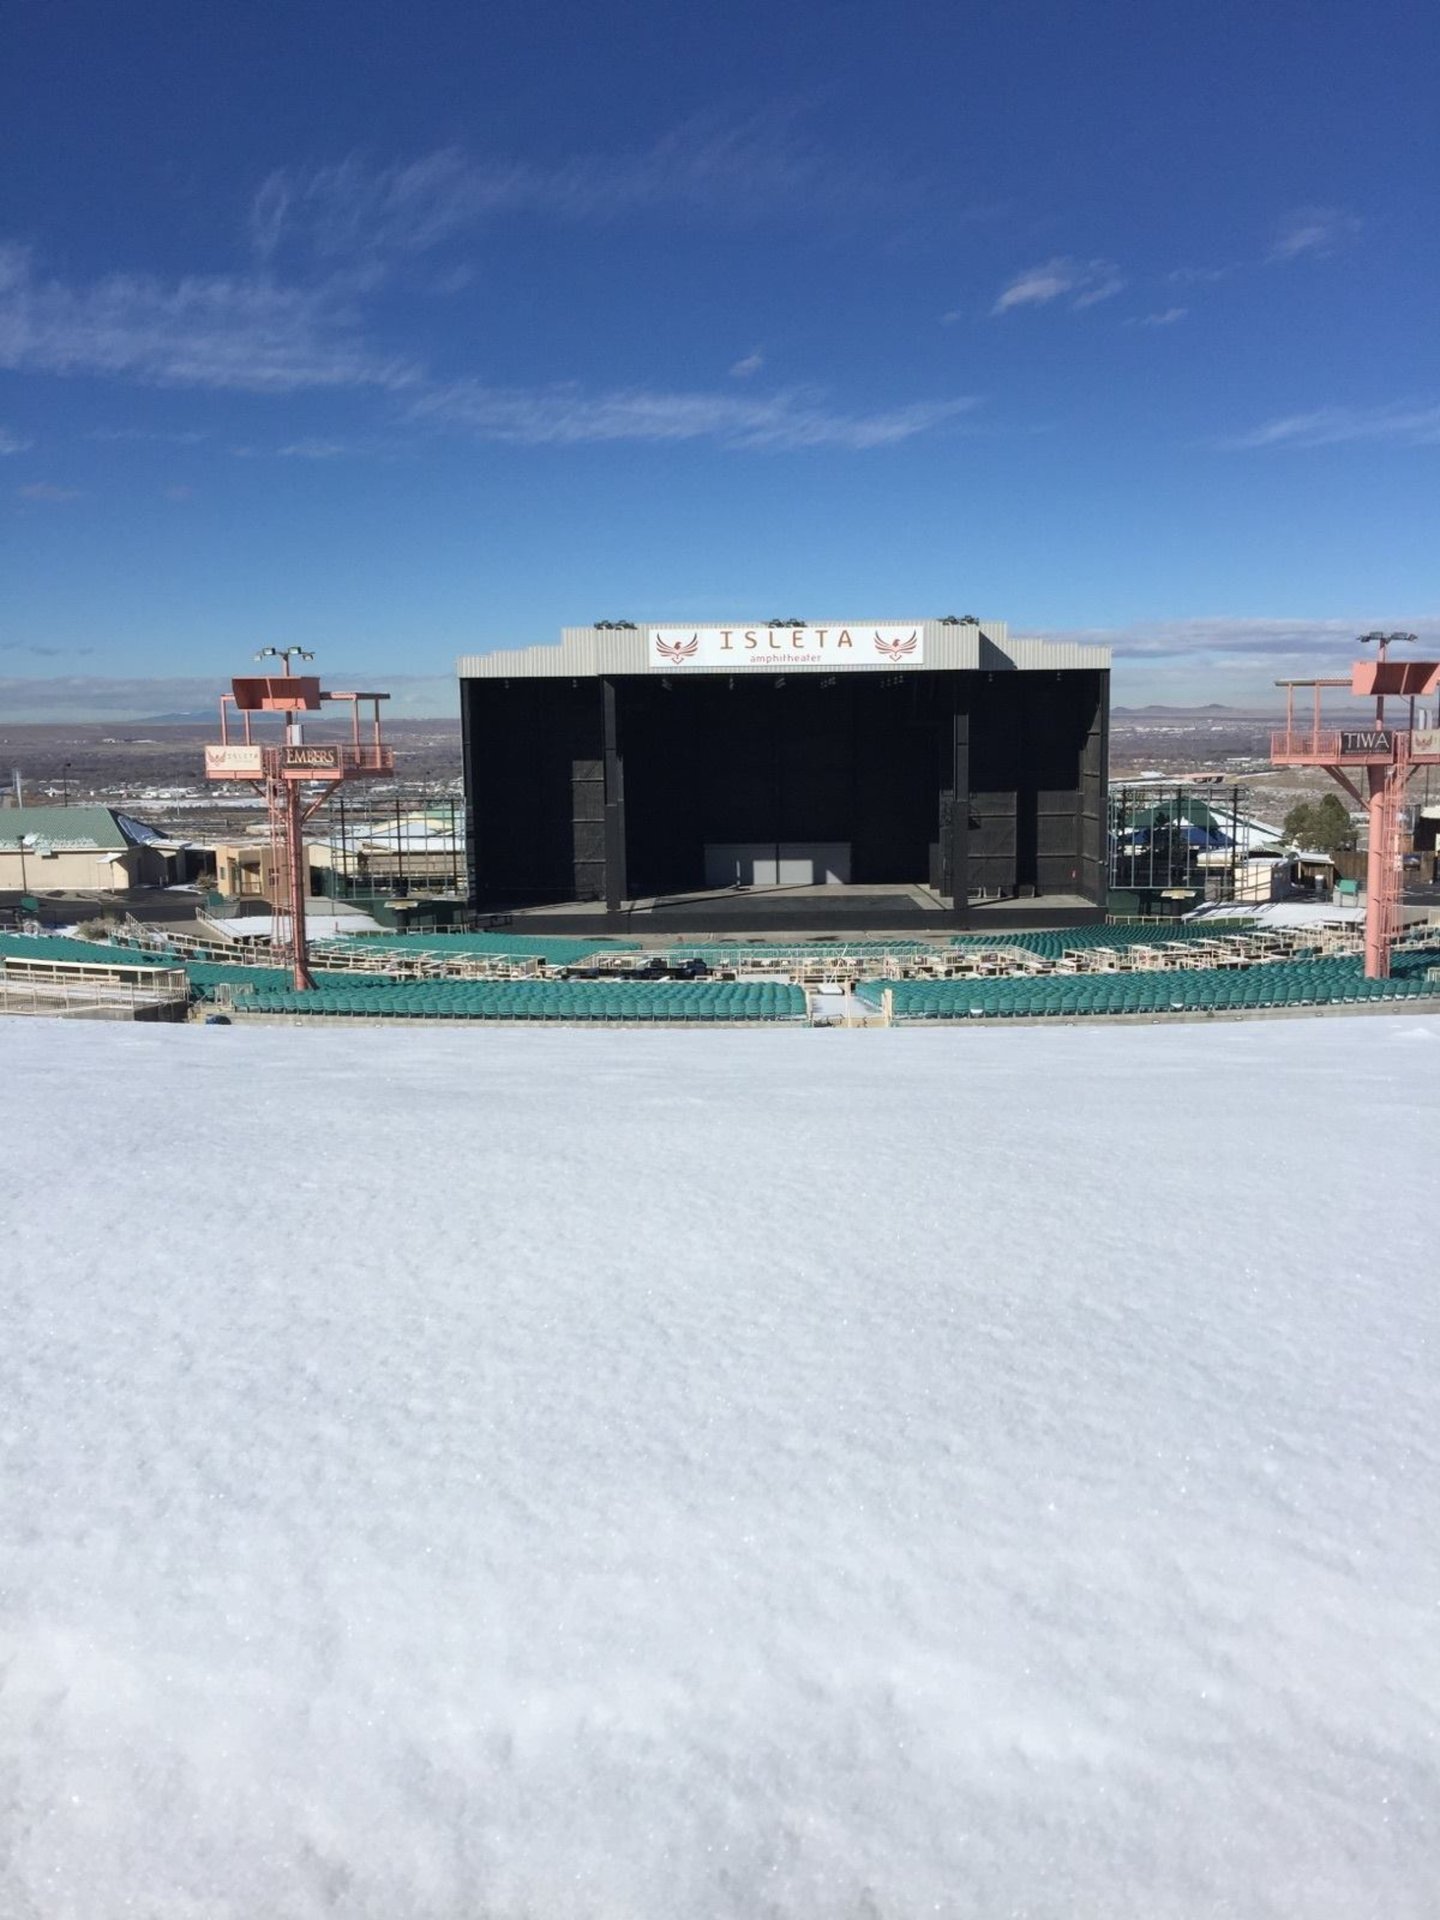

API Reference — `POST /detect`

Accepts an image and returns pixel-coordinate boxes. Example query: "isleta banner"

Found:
[648,624,926,670]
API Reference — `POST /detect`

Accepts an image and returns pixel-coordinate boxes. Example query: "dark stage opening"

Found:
[621,673,946,897]
[461,665,1109,927]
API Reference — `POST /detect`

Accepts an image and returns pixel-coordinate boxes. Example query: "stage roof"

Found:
[458,620,1111,680]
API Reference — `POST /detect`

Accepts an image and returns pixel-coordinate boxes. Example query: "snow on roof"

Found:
[0,805,147,851]
[112,811,167,846]
[1189,899,1364,926]
[204,911,383,940]
[4,1018,1438,1914]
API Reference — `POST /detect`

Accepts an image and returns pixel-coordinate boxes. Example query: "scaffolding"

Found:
[204,654,395,988]
[324,789,465,900]
[1272,635,1440,978]
[1107,780,1261,906]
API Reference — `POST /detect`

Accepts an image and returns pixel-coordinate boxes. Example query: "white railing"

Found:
[0,964,190,1019]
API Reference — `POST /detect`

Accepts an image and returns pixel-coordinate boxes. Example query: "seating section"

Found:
[948,921,1259,961]
[859,947,1439,1020]
[329,931,640,964]
[665,941,931,967]
[5,928,1437,1024]
[186,960,295,995]
[222,976,806,1021]
[0,931,169,967]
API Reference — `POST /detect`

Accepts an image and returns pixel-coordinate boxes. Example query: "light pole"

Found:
[1356,631,1420,974]
[254,646,315,979]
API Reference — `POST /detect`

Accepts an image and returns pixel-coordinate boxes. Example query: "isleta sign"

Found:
[648,624,926,670]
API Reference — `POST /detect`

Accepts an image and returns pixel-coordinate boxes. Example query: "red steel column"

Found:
[1363,757,1403,981]
[284,779,313,990]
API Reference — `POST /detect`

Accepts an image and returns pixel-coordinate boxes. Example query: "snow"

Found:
[3,1015,1440,1917]
[1190,899,1367,927]
[202,910,383,940]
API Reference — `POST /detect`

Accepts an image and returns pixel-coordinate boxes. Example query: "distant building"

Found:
[1107,780,1286,911]
[0,807,202,894]
[324,806,465,896]
[211,835,329,900]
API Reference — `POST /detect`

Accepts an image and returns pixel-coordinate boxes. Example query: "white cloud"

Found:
[0,672,455,720]
[0,243,420,395]
[409,381,976,451]
[0,425,32,454]
[1027,615,1439,664]
[16,480,83,502]
[250,118,912,264]
[85,426,207,444]
[1021,615,1440,704]
[1128,306,1187,328]
[1222,402,1440,450]
[728,351,764,380]
[0,642,91,659]
[992,256,1124,315]
[275,439,353,459]
[1269,206,1361,263]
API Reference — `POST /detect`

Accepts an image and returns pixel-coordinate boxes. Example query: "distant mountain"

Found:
[1112,704,1277,717]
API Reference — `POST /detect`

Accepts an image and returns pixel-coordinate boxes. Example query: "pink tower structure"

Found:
[204,650,394,989]
[1272,632,1440,979]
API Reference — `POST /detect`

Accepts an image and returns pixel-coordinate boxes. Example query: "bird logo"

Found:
[873,630,919,659]
[655,634,700,662]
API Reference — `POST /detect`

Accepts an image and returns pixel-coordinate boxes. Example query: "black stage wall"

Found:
[462,668,1109,920]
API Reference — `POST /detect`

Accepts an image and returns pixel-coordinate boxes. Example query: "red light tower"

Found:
[1272,632,1440,978]
[205,649,394,988]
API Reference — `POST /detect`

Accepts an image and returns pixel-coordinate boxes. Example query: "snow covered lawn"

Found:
[3,1016,1439,1917]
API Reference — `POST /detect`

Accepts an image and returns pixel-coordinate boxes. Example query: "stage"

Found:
[460,619,1112,930]
[496,882,1103,939]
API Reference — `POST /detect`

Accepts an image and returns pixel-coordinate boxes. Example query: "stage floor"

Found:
[494,884,1102,939]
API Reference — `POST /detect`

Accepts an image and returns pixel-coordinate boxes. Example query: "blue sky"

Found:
[1,0,1436,714]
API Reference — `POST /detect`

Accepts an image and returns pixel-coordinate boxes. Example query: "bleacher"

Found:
[663,941,932,967]
[947,921,1261,960]
[222,976,807,1022]
[0,930,169,968]
[859,946,1439,1021]
[324,930,641,965]
[2,926,1435,1025]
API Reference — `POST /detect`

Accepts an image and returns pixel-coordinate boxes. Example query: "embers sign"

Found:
[282,745,341,771]
[648,624,926,670]
[1339,729,1394,756]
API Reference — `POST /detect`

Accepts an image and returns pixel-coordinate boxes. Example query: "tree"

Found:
[1283,794,1358,854]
